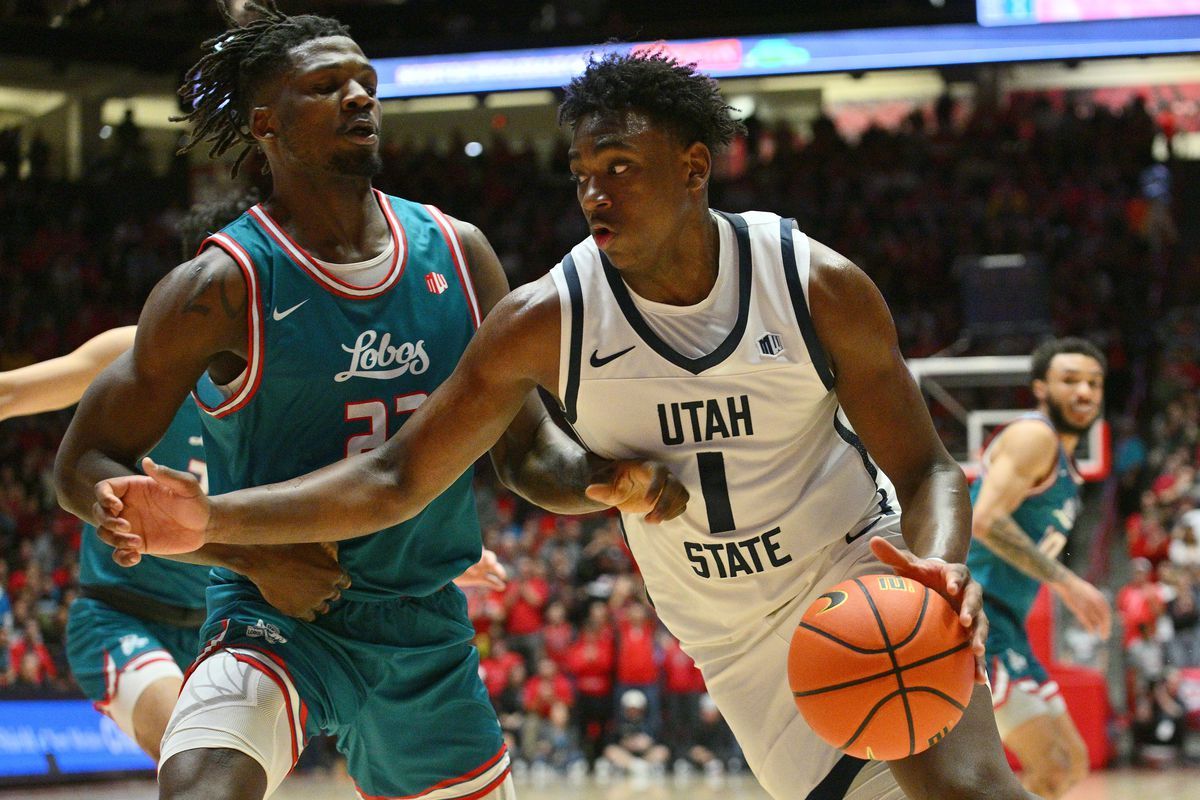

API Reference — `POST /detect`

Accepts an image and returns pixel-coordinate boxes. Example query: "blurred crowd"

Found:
[0,88,1190,769]
[1111,307,1200,760]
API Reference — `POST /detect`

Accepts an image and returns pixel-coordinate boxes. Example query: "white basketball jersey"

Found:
[549,211,899,649]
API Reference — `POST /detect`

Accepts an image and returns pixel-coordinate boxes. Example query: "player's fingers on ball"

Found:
[945,564,970,596]
[960,580,983,625]
[972,613,989,654]
[868,536,911,569]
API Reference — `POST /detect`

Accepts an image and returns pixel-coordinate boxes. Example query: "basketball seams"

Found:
[791,637,973,698]
[851,577,916,758]
[891,586,929,650]
[902,686,969,713]
[796,620,890,655]
[837,686,905,752]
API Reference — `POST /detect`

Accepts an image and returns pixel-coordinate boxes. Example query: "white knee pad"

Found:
[97,649,184,744]
[159,648,305,798]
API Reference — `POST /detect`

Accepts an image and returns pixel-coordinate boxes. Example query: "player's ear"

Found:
[684,141,711,192]
[250,106,276,142]
[1031,378,1048,402]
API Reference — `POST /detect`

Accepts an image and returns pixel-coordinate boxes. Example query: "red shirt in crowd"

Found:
[615,616,659,686]
[563,627,615,697]
[1116,580,1165,646]
[542,619,575,668]
[662,638,706,694]
[504,577,549,636]
[10,639,57,683]
[479,648,523,698]
[522,672,574,718]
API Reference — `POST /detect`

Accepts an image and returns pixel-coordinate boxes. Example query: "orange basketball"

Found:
[787,573,975,761]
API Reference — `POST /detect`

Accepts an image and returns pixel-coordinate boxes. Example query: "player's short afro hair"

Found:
[558,50,746,153]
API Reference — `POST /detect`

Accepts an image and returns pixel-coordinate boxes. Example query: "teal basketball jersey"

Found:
[967,413,1082,618]
[79,392,211,609]
[196,192,483,600]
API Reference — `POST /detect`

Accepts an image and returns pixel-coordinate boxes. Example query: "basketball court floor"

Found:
[11,768,1200,799]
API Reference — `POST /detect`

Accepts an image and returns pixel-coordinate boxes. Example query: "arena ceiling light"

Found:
[0,85,68,117]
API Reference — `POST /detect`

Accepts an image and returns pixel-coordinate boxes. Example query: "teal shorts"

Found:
[983,597,1049,686]
[194,576,508,798]
[66,596,200,705]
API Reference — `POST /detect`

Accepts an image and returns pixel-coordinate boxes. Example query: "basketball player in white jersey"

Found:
[94,52,1036,799]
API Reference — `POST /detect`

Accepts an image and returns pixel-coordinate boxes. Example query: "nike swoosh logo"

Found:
[845,515,882,544]
[188,436,203,446]
[272,299,309,321]
[589,345,635,368]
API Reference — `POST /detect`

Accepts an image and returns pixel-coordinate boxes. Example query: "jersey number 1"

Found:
[697,451,735,534]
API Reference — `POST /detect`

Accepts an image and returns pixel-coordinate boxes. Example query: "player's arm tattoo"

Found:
[983,514,1072,585]
[182,268,212,317]
[218,273,246,319]
[180,263,244,320]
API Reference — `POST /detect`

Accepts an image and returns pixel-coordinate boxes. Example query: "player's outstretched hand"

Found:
[93,457,211,566]
[585,459,688,523]
[249,542,351,622]
[453,548,508,591]
[870,537,989,684]
[1054,574,1112,640]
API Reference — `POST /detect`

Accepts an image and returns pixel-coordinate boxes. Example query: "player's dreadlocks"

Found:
[558,50,746,153]
[178,188,262,257]
[174,1,349,175]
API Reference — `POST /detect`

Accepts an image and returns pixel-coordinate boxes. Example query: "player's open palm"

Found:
[585,459,688,523]
[1056,574,1112,640]
[93,456,211,564]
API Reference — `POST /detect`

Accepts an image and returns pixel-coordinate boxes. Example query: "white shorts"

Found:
[689,520,908,800]
[990,662,1067,739]
[160,649,520,800]
[159,648,304,798]
[98,650,184,744]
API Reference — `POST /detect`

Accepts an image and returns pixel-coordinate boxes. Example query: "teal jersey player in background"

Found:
[54,5,683,800]
[0,320,345,763]
[967,337,1113,800]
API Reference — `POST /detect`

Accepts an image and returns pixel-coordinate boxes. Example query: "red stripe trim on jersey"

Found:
[183,619,231,684]
[354,744,509,800]
[126,654,175,672]
[98,650,117,711]
[228,650,304,765]
[192,234,264,418]
[424,204,482,329]
[246,192,407,299]
[93,648,174,718]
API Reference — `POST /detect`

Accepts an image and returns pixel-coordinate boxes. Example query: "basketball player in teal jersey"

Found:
[55,4,681,799]
[0,194,347,762]
[967,338,1112,799]
[95,52,1041,799]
